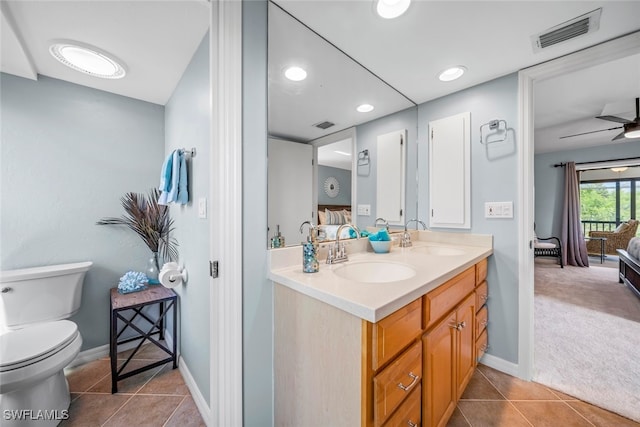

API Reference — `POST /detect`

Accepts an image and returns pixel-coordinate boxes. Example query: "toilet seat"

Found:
[0,320,79,372]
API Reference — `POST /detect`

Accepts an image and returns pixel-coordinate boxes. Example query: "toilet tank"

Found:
[0,261,92,329]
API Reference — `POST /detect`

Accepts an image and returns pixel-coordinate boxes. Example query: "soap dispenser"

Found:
[270,224,285,248]
[299,221,319,273]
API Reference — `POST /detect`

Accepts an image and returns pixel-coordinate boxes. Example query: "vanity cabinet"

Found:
[422,260,487,427]
[274,257,489,427]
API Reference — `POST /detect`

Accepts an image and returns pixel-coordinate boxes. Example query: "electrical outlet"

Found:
[485,201,513,218]
[357,204,371,216]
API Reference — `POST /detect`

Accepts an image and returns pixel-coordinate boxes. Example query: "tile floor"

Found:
[449,365,640,427]
[61,342,205,427]
[63,343,638,426]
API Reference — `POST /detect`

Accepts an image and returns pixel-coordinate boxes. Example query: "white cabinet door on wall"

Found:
[377,129,406,225]
[268,138,313,247]
[429,112,471,229]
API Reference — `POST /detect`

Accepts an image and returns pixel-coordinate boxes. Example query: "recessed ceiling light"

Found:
[376,0,411,19]
[438,66,467,82]
[357,104,375,113]
[49,41,126,79]
[334,150,351,156]
[284,66,307,81]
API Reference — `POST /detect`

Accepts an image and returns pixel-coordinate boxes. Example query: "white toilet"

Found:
[0,261,92,427]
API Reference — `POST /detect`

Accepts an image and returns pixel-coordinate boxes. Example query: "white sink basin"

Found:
[411,246,466,256]
[333,261,416,283]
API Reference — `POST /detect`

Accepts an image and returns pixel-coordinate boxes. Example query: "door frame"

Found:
[517,31,640,380]
[210,0,243,425]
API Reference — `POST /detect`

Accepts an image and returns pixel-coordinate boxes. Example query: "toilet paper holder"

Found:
[159,262,188,288]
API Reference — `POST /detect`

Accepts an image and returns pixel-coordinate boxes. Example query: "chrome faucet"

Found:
[374,217,389,232]
[327,223,361,264]
[400,219,427,248]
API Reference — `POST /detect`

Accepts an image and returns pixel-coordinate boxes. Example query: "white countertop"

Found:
[268,230,493,322]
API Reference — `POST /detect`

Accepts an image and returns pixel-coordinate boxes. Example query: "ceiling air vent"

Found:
[314,121,335,130]
[531,8,601,53]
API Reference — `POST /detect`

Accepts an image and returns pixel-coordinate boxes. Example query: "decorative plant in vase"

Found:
[97,189,178,284]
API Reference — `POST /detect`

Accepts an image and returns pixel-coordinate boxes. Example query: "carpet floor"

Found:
[534,260,640,423]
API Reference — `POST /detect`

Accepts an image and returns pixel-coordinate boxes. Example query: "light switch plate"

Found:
[485,201,513,218]
[357,204,371,216]
[198,197,207,219]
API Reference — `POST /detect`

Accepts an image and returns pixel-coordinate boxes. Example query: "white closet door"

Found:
[376,129,406,224]
[429,112,471,229]
[268,138,313,246]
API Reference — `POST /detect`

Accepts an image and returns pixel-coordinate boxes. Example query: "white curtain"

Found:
[561,162,589,267]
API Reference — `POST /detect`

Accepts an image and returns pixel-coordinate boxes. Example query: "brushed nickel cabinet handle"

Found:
[407,421,417,427]
[397,372,419,391]
[1,287,12,293]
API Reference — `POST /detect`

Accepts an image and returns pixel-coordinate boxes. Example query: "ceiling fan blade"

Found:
[560,126,622,139]
[595,115,633,124]
[612,131,627,141]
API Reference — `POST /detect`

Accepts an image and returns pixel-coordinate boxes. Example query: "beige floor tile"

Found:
[446,407,471,427]
[118,341,172,361]
[457,401,531,427]
[60,393,131,427]
[460,371,505,400]
[568,401,640,427]
[102,395,184,427]
[88,360,163,394]
[165,396,207,427]
[137,364,189,395]
[512,401,592,427]
[547,387,580,401]
[65,359,111,393]
[477,365,559,400]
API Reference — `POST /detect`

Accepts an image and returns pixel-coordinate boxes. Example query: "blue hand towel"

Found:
[158,150,177,205]
[176,151,188,205]
[160,150,181,205]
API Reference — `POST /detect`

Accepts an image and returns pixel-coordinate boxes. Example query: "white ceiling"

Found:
[317,138,353,171]
[1,1,639,155]
[0,1,210,105]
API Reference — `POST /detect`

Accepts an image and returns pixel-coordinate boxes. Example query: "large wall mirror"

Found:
[267,1,418,248]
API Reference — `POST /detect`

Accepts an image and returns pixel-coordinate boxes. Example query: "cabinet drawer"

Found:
[424,267,475,329]
[476,258,487,284]
[476,305,488,337]
[476,328,488,363]
[476,281,488,311]
[374,341,422,425]
[373,298,422,370]
[382,384,421,427]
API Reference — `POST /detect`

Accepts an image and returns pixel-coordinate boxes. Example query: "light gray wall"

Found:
[318,165,351,206]
[355,106,418,229]
[0,73,164,350]
[243,1,273,425]
[164,32,211,403]
[417,74,520,363]
[534,140,640,239]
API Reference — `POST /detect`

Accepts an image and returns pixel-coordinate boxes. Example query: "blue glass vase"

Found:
[146,252,161,285]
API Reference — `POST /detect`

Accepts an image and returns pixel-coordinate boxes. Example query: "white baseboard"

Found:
[178,355,212,426]
[480,353,521,378]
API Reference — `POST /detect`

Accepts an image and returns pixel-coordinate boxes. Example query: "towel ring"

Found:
[480,120,508,145]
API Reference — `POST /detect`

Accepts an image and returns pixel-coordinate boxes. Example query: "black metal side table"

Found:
[109,286,178,393]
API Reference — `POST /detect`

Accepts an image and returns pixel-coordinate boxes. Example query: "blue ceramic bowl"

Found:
[369,239,391,254]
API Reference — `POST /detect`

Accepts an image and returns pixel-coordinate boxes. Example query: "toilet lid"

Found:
[0,320,78,369]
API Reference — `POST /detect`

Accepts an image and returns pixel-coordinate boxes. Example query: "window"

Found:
[579,167,640,237]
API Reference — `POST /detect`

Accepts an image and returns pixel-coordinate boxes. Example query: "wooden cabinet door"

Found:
[456,294,476,399]
[423,312,457,427]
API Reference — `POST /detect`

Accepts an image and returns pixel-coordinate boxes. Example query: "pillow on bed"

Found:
[325,209,349,225]
[318,210,327,225]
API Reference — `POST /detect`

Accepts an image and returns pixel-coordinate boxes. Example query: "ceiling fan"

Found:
[560,97,640,140]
